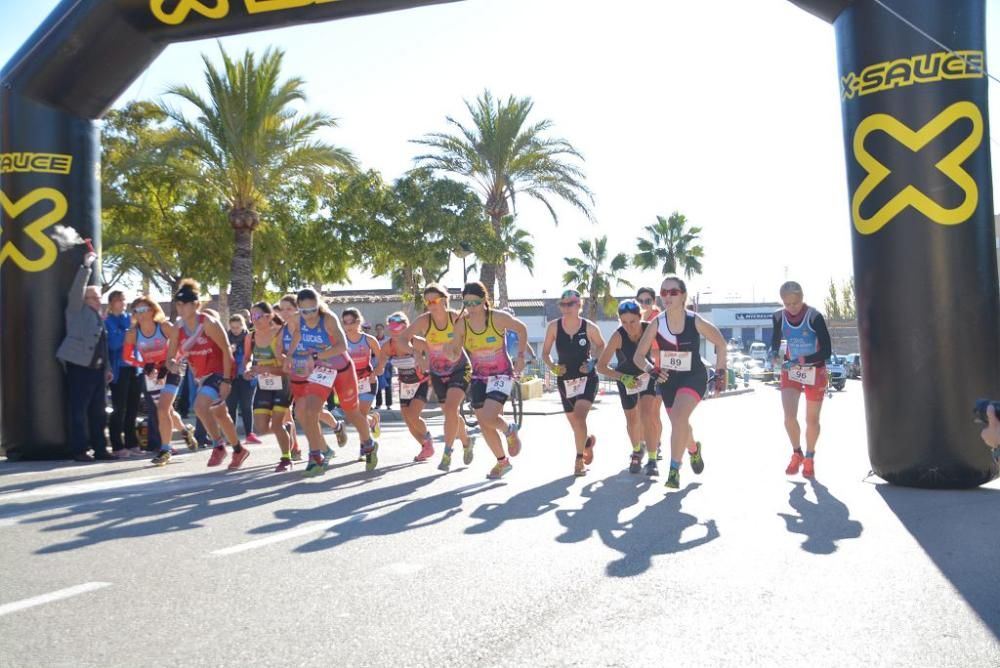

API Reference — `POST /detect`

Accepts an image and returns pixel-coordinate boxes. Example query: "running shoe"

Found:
[246,433,262,445]
[629,450,643,474]
[487,459,512,480]
[228,447,250,471]
[786,451,805,475]
[582,435,596,465]
[335,422,348,448]
[369,412,382,439]
[644,459,659,477]
[207,446,228,467]
[665,468,680,489]
[414,436,434,462]
[322,446,335,465]
[151,449,171,467]
[303,459,326,478]
[506,424,522,457]
[462,436,476,466]
[438,447,453,472]
[574,455,587,477]
[802,457,815,478]
[183,425,198,451]
[363,440,379,472]
[689,442,704,475]
[290,446,303,462]
[274,458,293,473]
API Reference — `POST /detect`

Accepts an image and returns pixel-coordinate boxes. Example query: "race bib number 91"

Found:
[308,367,336,388]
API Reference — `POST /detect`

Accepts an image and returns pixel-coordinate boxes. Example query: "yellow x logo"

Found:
[852,101,983,235]
[0,188,66,272]
[150,0,230,25]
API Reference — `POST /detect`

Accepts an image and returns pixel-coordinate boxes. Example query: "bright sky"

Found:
[2,0,999,304]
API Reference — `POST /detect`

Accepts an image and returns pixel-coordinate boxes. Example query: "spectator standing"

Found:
[105,290,142,457]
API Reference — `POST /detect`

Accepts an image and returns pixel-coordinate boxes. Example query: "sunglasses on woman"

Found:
[559,300,580,308]
[299,306,319,315]
[342,318,357,326]
[660,288,683,297]
[132,305,150,315]
[463,298,484,307]
[424,295,445,306]
[637,297,654,306]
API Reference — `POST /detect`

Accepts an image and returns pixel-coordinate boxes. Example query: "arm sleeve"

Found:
[770,312,783,355]
[66,265,90,315]
[803,313,833,365]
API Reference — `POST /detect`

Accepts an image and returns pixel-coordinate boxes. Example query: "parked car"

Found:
[826,355,847,391]
[746,359,769,380]
[749,342,768,361]
[845,353,862,379]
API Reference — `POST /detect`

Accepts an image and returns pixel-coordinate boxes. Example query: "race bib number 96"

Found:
[789,366,817,386]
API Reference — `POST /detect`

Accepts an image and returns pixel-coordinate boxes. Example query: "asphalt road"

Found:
[1,381,998,667]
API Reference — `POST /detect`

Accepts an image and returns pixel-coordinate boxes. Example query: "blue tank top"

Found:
[782,307,819,360]
[291,315,333,378]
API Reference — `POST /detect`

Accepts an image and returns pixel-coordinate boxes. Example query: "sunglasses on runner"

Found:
[132,305,150,315]
[660,288,683,297]
[425,295,446,306]
[387,322,407,332]
[342,318,357,326]
[637,297,654,306]
[559,300,580,308]
[300,306,319,315]
[463,298,484,307]
[618,300,641,316]
[251,312,266,321]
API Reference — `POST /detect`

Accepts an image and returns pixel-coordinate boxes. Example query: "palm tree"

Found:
[412,89,594,306]
[562,236,632,321]
[160,45,357,311]
[633,212,704,279]
[494,215,534,305]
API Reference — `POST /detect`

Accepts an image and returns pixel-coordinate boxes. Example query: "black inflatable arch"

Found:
[1,0,997,488]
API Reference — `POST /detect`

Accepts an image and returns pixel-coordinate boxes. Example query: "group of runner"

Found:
[121,276,833,488]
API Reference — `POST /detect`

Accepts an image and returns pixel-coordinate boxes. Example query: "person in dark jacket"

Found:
[55,251,114,462]
[105,290,141,457]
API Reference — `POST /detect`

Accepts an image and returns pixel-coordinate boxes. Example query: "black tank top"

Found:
[615,322,649,376]
[556,317,592,380]
[654,311,706,379]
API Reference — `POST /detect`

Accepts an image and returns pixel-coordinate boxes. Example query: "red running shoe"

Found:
[228,447,250,471]
[785,451,804,475]
[802,456,815,478]
[207,446,228,467]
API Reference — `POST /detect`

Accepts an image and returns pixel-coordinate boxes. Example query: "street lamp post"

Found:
[454,242,473,284]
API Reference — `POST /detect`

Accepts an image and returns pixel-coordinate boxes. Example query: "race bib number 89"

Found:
[660,351,692,371]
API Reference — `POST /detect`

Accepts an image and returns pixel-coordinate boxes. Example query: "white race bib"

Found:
[400,382,420,400]
[486,375,514,396]
[660,351,692,372]
[145,375,165,392]
[307,367,337,388]
[788,366,817,386]
[625,373,651,396]
[564,376,589,399]
[358,377,373,394]
[258,374,283,391]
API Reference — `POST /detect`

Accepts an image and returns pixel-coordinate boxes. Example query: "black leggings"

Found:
[225,377,255,436]
[108,370,141,450]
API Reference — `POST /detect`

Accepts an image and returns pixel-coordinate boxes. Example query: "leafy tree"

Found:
[563,236,632,321]
[633,212,704,278]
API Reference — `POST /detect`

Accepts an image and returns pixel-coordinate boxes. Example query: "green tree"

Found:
[492,215,535,305]
[160,45,357,312]
[633,212,704,278]
[824,279,843,319]
[412,89,593,305]
[562,236,632,321]
[840,277,856,320]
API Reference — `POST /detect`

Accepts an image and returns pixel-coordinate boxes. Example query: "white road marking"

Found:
[209,512,369,556]
[0,582,111,617]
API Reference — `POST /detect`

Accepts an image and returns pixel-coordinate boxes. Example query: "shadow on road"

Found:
[878,484,1000,640]
[464,475,576,534]
[778,479,863,555]
[294,480,503,553]
[556,476,718,577]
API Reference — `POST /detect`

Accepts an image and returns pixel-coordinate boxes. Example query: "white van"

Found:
[749,342,768,361]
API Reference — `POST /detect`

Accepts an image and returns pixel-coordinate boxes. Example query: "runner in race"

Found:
[279,295,346,460]
[284,288,378,477]
[542,289,606,476]
[245,302,295,472]
[770,281,832,478]
[400,284,474,463]
[121,295,195,462]
[596,299,660,476]
[374,312,435,461]
[636,286,664,460]
[633,276,727,489]
[342,308,383,458]
[165,280,246,469]
[451,282,528,478]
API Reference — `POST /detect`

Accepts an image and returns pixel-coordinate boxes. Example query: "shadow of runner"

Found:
[465,475,576,534]
[295,481,504,553]
[778,479,863,555]
[878,485,1000,640]
[555,474,653,546]
[603,483,719,578]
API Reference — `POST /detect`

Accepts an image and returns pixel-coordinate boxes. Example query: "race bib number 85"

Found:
[258,374,283,391]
